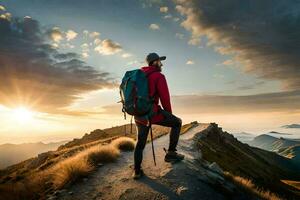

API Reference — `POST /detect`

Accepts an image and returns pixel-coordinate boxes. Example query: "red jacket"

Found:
[134,65,172,126]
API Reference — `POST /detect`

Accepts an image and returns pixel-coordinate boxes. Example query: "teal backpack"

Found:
[119,69,156,121]
[119,68,158,166]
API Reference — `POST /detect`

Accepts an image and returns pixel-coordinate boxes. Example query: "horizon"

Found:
[1,121,300,145]
[1,0,300,144]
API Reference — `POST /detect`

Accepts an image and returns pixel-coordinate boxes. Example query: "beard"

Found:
[152,62,162,71]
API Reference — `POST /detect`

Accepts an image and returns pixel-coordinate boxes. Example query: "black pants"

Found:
[133,110,182,171]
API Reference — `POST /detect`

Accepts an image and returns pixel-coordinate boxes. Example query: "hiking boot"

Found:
[132,168,144,179]
[164,148,185,163]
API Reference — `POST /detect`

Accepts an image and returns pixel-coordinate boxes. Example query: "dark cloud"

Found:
[54,52,78,60]
[172,90,300,114]
[0,16,116,115]
[101,90,300,115]
[226,80,265,90]
[175,0,300,90]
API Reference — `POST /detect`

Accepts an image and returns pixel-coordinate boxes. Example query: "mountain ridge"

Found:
[1,122,299,200]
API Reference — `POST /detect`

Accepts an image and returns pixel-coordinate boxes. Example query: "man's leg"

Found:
[133,122,150,172]
[155,110,182,152]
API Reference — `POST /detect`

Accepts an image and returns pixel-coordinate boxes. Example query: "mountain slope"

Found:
[281,124,300,129]
[196,125,300,199]
[1,122,299,200]
[279,145,300,165]
[248,134,300,152]
[55,123,258,200]
[0,141,68,169]
[0,122,196,186]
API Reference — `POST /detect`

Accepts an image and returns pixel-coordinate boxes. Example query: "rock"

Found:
[205,169,225,184]
[176,186,188,195]
[68,191,73,195]
[191,121,198,125]
[28,151,52,169]
[209,162,223,174]
[46,195,56,200]
[59,189,67,194]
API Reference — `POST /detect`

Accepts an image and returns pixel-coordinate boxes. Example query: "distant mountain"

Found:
[0,141,68,169]
[232,132,255,143]
[248,134,300,152]
[269,131,292,135]
[281,124,300,128]
[197,125,300,199]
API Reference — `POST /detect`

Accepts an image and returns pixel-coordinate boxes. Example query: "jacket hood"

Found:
[141,65,160,73]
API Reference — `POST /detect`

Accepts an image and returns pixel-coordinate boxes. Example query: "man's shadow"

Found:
[137,174,181,200]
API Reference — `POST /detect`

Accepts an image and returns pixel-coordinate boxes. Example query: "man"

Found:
[133,52,184,179]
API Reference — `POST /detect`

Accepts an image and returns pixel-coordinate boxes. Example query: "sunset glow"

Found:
[0,0,299,145]
[12,107,33,123]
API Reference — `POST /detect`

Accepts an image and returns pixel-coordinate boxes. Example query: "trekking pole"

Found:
[124,123,126,136]
[149,122,156,166]
[130,115,133,135]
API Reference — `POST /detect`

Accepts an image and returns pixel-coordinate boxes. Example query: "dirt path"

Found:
[56,123,238,200]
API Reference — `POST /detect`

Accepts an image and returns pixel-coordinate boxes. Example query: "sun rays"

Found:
[12,106,34,123]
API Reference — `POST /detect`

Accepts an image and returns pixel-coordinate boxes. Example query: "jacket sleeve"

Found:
[156,74,172,113]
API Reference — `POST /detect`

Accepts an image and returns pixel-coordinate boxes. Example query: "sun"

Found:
[12,107,33,122]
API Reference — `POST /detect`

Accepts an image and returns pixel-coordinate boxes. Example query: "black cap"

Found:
[146,52,166,64]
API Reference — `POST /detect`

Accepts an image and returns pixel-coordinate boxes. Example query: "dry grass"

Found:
[0,143,122,198]
[85,144,120,165]
[50,153,93,189]
[0,171,51,200]
[224,172,282,200]
[111,137,136,151]
[281,180,300,190]
[50,143,120,189]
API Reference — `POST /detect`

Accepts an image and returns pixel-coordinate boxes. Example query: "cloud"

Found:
[82,52,89,58]
[173,17,180,22]
[149,23,160,30]
[222,59,235,66]
[94,38,101,45]
[83,30,89,37]
[0,5,6,11]
[164,14,172,19]
[160,6,168,13]
[236,81,265,90]
[186,60,194,65]
[100,90,300,115]
[174,0,300,90]
[0,12,11,21]
[81,43,90,52]
[126,60,140,66]
[172,90,300,114]
[89,31,100,38]
[65,29,78,41]
[175,33,184,39]
[83,30,100,39]
[94,39,122,55]
[48,27,64,43]
[62,43,75,49]
[140,0,163,8]
[0,16,116,115]
[121,53,132,58]
[213,74,224,79]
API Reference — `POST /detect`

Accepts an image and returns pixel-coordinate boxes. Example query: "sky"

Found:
[0,0,300,144]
